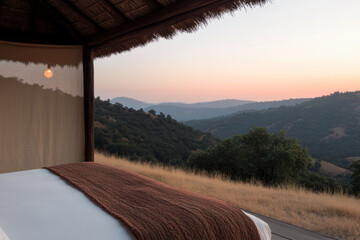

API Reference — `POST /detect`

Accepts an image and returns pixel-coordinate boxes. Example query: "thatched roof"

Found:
[0,0,268,59]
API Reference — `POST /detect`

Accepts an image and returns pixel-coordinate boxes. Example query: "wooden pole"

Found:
[83,45,94,162]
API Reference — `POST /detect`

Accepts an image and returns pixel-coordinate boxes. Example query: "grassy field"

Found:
[95,152,360,240]
[318,160,349,177]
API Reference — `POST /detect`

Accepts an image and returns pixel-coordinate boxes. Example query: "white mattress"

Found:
[0,169,271,240]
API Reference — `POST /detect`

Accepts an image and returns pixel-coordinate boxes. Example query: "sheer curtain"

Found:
[0,41,85,173]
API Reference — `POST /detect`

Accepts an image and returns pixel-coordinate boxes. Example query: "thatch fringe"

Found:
[0,0,270,59]
[93,0,269,58]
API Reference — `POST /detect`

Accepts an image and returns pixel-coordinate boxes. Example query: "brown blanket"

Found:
[46,162,260,240]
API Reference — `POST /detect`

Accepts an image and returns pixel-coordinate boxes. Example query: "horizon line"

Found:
[96,90,359,105]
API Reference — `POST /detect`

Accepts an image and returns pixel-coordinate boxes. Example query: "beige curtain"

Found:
[0,41,85,173]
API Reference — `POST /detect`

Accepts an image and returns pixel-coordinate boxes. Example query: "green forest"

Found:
[187,127,312,185]
[186,127,349,192]
[187,91,360,168]
[94,97,359,194]
[94,98,218,166]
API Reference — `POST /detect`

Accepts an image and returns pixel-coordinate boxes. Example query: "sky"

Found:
[94,0,360,103]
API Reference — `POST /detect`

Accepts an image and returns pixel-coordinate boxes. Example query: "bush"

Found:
[298,172,343,193]
[349,160,360,196]
[187,127,312,186]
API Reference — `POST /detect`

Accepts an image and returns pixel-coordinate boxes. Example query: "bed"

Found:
[0,163,271,240]
[1,1,273,239]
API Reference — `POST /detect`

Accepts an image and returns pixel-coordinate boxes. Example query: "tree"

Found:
[349,160,360,196]
[148,109,156,115]
[187,127,312,186]
[93,98,217,165]
[298,171,343,193]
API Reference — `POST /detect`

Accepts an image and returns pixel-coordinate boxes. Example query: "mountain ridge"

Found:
[111,97,312,121]
[110,97,152,110]
[95,98,218,166]
[186,91,360,168]
[154,99,254,109]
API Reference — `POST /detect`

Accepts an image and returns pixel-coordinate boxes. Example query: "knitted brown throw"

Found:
[46,162,260,240]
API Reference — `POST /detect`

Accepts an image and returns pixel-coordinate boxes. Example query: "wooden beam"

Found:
[141,0,162,9]
[58,0,103,33]
[30,0,83,43]
[29,1,68,40]
[28,1,35,34]
[0,29,79,45]
[87,0,237,48]
[83,45,95,162]
[97,0,129,23]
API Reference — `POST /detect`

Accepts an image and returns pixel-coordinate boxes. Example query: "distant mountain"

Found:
[156,99,254,109]
[226,98,312,112]
[186,91,360,168]
[144,98,311,121]
[111,98,253,110]
[110,97,152,110]
[110,97,311,121]
[95,98,218,166]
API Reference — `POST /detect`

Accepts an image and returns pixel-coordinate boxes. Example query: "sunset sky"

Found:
[95,0,360,103]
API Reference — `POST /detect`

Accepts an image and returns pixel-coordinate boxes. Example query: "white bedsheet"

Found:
[0,169,133,240]
[0,169,271,240]
[0,227,10,240]
[244,212,272,240]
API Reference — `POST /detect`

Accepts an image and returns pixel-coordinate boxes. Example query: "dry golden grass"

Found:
[319,160,348,177]
[95,152,360,240]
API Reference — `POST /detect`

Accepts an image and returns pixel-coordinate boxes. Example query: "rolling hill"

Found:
[110,97,152,110]
[152,99,254,109]
[111,97,253,110]
[144,98,311,121]
[95,98,218,165]
[186,91,360,167]
[316,160,349,178]
[111,97,311,121]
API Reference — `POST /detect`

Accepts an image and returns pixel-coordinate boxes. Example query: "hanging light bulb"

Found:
[44,64,53,78]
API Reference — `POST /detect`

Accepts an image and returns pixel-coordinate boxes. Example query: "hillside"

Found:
[111,97,310,121]
[314,160,347,177]
[96,152,360,240]
[186,92,360,167]
[111,97,253,110]
[94,98,218,165]
[110,97,152,110]
[153,99,254,109]
[143,98,310,121]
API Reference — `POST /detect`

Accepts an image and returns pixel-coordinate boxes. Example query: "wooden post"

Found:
[83,45,94,162]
